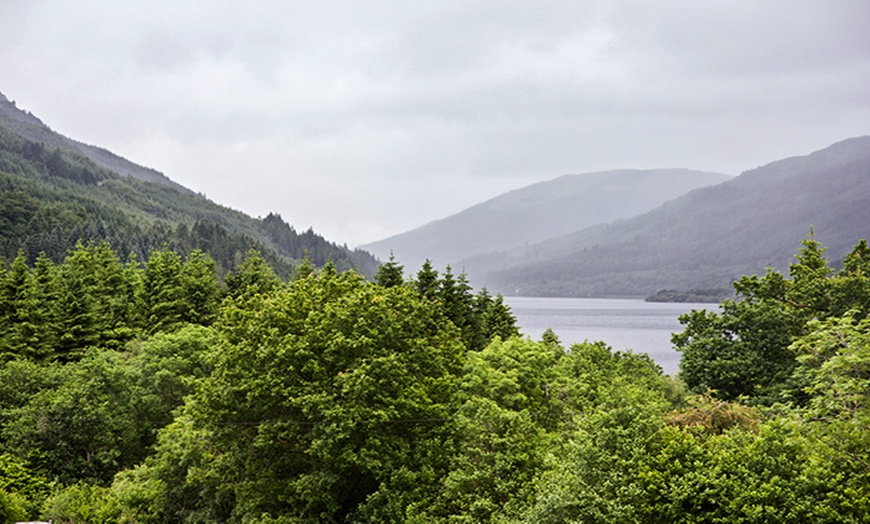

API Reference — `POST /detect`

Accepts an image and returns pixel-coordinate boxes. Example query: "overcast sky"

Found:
[2,1,869,247]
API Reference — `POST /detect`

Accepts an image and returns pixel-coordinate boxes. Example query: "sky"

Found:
[1,1,869,248]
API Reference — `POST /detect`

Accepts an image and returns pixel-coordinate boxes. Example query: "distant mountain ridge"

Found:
[361,168,730,270]
[0,91,186,192]
[468,136,870,297]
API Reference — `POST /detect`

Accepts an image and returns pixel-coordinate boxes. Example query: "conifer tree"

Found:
[225,249,284,298]
[143,249,186,334]
[28,252,59,357]
[439,266,476,348]
[0,251,42,360]
[414,259,439,300]
[374,252,405,288]
[90,242,138,348]
[481,293,520,342]
[180,250,221,326]
[54,243,101,360]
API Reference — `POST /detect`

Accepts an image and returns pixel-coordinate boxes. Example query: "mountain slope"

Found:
[470,136,870,296]
[0,92,185,191]
[361,168,730,270]
[0,90,378,277]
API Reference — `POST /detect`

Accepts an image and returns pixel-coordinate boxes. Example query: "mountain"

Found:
[468,136,870,297]
[0,92,186,191]
[0,90,378,277]
[361,168,730,270]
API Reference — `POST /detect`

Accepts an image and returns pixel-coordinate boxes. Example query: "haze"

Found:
[2,1,868,247]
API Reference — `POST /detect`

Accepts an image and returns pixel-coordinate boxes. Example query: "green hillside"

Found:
[0,92,378,278]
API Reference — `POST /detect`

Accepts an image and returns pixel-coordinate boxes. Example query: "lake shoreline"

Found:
[503,296,717,376]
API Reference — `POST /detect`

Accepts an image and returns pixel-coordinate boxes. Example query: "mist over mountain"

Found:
[467,136,870,297]
[0,90,378,277]
[361,168,730,270]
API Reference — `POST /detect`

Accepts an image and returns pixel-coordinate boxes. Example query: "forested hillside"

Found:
[362,168,729,270]
[1,237,869,522]
[469,136,870,297]
[0,92,184,191]
[0,91,378,279]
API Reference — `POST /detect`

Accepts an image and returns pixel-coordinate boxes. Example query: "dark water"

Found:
[503,296,716,376]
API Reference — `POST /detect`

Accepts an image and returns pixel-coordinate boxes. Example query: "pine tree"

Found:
[226,249,284,298]
[29,252,60,357]
[180,250,222,326]
[90,242,138,348]
[143,249,186,334]
[374,252,405,288]
[54,243,101,360]
[482,293,520,342]
[0,251,42,360]
[414,260,439,301]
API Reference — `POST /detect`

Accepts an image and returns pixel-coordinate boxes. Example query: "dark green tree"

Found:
[674,235,851,402]
[225,249,284,298]
[479,291,520,343]
[53,243,102,360]
[413,259,439,300]
[179,250,222,326]
[439,266,475,348]
[143,249,186,334]
[0,251,43,360]
[374,252,405,288]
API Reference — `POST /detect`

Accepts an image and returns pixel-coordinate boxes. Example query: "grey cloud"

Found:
[2,1,868,246]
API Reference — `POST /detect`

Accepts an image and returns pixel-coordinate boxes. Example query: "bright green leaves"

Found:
[425,338,562,522]
[185,267,465,521]
[422,337,676,523]
[791,315,870,491]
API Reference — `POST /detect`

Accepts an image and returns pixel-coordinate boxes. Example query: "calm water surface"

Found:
[503,297,717,376]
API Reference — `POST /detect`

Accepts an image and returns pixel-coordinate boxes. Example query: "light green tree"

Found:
[145,266,466,522]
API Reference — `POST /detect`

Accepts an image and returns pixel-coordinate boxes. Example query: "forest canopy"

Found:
[0,238,869,522]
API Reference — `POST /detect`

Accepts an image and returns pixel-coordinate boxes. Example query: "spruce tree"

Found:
[143,249,186,334]
[414,260,439,301]
[374,252,405,288]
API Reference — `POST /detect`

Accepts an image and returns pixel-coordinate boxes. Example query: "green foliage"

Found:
[0,218,868,521]
[41,482,123,524]
[675,235,870,402]
[0,326,216,490]
[404,259,520,351]
[0,452,50,519]
[224,249,285,299]
[526,382,671,523]
[423,337,562,521]
[420,337,676,523]
[2,351,154,484]
[0,488,27,524]
[790,314,870,509]
[158,267,466,521]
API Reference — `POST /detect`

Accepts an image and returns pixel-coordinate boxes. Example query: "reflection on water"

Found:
[503,296,717,376]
